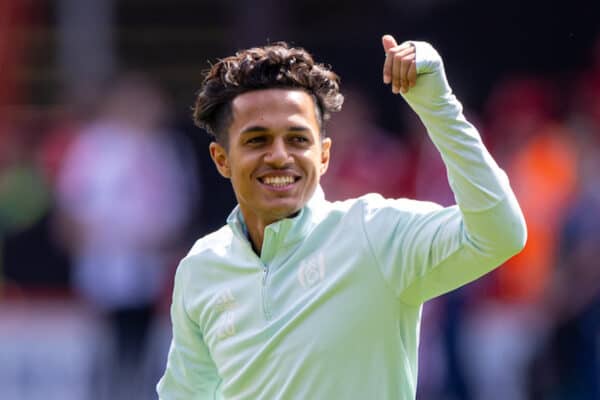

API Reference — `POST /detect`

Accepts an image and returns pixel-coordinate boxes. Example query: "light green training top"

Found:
[157,42,527,400]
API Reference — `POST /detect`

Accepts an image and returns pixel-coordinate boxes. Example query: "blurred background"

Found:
[1,0,600,399]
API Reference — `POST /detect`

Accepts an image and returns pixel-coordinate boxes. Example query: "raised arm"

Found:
[364,35,527,305]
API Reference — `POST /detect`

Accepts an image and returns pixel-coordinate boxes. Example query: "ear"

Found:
[319,137,332,175]
[209,142,231,178]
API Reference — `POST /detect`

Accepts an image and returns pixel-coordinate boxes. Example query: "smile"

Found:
[258,175,300,188]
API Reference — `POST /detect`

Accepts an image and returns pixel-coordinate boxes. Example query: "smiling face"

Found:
[210,88,331,229]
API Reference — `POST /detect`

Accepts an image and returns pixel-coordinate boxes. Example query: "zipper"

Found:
[233,217,274,321]
[261,264,272,320]
[262,265,268,285]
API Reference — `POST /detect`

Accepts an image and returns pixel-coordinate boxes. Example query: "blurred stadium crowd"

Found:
[1,0,600,399]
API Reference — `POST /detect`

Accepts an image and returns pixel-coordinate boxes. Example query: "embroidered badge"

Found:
[297,252,326,288]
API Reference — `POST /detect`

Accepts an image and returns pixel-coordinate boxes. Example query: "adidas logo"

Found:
[213,288,237,340]
[214,288,236,312]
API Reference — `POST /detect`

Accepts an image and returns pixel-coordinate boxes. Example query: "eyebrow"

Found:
[240,125,311,135]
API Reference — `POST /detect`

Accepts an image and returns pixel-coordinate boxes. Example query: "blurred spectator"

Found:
[56,73,198,400]
[454,78,579,400]
[527,49,600,400]
[483,77,577,303]
[37,108,82,189]
[500,122,578,303]
[0,132,50,240]
[0,120,72,290]
[0,0,35,290]
[528,163,600,400]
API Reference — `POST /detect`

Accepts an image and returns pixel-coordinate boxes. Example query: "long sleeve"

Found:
[157,261,222,399]
[362,41,527,305]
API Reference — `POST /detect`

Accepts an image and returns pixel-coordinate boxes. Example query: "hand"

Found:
[382,35,416,94]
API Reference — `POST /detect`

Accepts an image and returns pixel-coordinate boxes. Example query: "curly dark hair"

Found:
[193,41,344,144]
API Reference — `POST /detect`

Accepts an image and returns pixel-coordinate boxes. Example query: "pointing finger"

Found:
[382,35,398,84]
[382,34,398,53]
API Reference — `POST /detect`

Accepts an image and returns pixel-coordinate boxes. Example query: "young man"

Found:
[157,35,527,399]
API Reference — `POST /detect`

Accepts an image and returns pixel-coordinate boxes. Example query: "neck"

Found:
[246,221,266,255]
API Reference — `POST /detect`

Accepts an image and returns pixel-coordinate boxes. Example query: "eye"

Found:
[290,135,310,144]
[245,136,266,145]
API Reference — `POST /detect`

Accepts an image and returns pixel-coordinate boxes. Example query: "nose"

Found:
[264,138,292,167]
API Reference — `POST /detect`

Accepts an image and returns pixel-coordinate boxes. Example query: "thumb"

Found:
[382,34,398,53]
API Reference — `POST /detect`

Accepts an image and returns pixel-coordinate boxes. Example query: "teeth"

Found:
[263,176,295,186]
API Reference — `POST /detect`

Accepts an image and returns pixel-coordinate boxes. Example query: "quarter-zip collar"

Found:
[227,185,326,255]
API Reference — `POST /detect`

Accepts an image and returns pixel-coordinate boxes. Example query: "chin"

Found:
[267,202,302,220]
